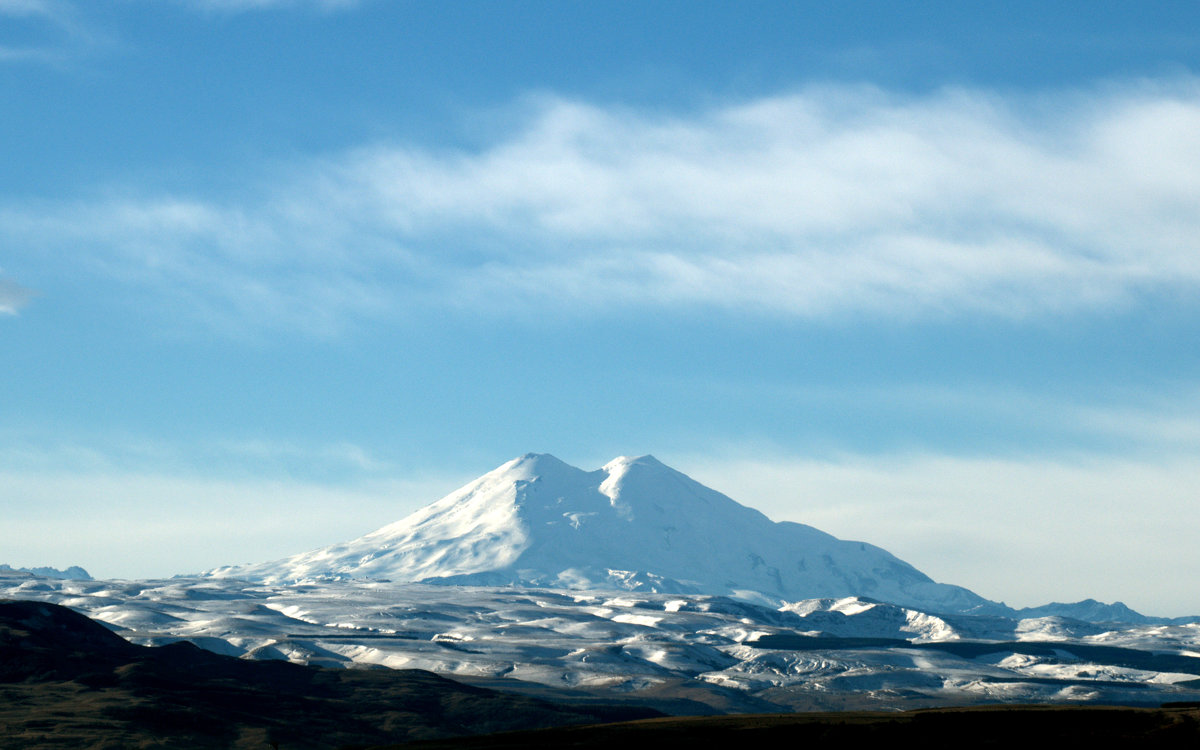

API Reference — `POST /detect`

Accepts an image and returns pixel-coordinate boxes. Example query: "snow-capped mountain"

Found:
[208,453,1000,615]
[11,453,1195,713]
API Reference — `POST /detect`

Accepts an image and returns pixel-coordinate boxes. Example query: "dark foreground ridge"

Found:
[0,600,659,749]
[375,705,1200,749]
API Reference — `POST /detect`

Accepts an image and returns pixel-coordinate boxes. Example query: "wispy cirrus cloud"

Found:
[0,0,352,65]
[0,0,100,64]
[174,0,360,12]
[0,0,61,20]
[0,430,402,483]
[0,276,35,314]
[3,79,1200,334]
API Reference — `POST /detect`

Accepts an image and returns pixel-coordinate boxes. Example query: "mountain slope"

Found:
[209,453,1000,615]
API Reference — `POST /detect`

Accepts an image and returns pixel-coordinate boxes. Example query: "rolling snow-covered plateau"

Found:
[6,454,1200,712]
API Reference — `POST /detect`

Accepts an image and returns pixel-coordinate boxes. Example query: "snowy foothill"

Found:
[3,573,1200,711]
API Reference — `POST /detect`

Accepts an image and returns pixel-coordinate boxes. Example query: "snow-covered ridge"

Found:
[6,573,1200,711]
[206,453,997,615]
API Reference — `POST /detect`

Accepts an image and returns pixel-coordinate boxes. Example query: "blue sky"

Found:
[3,0,1200,615]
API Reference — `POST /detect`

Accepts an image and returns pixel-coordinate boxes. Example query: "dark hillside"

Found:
[0,600,658,749]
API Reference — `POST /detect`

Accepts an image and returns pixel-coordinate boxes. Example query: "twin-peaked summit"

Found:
[209,453,996,614]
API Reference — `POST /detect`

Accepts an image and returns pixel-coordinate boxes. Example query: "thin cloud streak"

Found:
[0,433,400,483]
[176,0,360,12]
[0,0,102,64]
[3,79,1200,333]
[0,277,35,314]
[0,0,347,65]
[0,0,60,18]
[723,381,1200,456]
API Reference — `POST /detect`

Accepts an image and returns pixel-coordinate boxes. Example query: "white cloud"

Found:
[4,79,1200,333]
[0,277,34,314]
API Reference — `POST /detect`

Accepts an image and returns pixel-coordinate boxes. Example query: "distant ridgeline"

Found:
[0,564,92,581]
